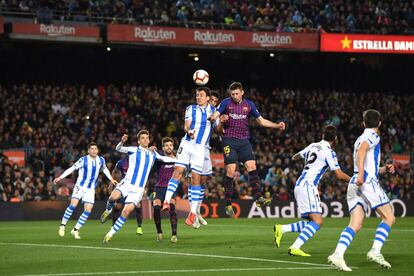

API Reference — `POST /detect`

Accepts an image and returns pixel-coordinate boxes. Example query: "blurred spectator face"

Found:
[88,145,99,157]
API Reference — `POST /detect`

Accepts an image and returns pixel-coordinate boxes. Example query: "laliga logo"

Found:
[134,27,176,41]
[40,24,75,36]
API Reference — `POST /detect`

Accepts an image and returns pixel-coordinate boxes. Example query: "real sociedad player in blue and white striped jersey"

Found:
[273,125,351,257]
[101,130,176,243]
[189,90,221,227]
[329,110,396,271]
[54,142,117,239]
[162,87,216,229]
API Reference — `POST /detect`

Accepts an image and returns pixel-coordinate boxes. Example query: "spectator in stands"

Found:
[0,83,413,202]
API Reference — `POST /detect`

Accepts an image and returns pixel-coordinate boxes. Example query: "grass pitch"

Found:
[1,218,413,275]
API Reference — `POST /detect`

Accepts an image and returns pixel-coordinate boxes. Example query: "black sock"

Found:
[248,170,261,199]
[223,175,234,206]
[153,205,162,234]
[135,207,143,227]
[169,204,177,236]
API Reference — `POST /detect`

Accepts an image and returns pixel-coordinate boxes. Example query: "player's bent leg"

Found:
[288,214,322,256]
[101,189,122,223]
[153,199,163,239]
[273,221,308,248]
[169,199,178,242]
[224,164,236,217]
[163,167,184,211]
[59,198,79,237]
[367,204,394,269]
[135,203,143,235]
[71,203,93,239]
[103,203,134,244]
[245,161,269,206]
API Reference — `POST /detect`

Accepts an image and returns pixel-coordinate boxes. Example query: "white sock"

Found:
[190,185,201,214]
[282,221,307,233]
[165,178,179,203]
[371,222,391,254]
[291,221,320,249]
[334,227,356,257]
[74,211,91,230]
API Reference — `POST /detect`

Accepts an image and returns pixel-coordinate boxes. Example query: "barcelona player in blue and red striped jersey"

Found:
[210,82,286,216]
[152,137,178,243]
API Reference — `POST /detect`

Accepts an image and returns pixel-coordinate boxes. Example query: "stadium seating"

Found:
[1,0,414,34]
[0,83,412,202]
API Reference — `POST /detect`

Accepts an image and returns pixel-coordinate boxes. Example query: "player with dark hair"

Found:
[209,82,286,217]
[329,110,396,271]
[152,137,179,243]
[162,87,217,229]
[100,131,176,243]
[54,142,117,239]
[273,125,351,256]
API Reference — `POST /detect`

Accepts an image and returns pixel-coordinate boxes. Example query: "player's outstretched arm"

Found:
[115,134,129,153]
[255,116,286,131]
[154,151,177,163]
[53,166,76,184]
[102,164,118,185]
[53,158,83,184]
[356,141,369,185]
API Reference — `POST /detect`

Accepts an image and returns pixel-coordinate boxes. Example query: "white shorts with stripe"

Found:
[115,179,145,207]
[202,147,213,176]
[294,180,322,218]
[71,185,95,204]
[347,175,390,213]
[176,139,206,174]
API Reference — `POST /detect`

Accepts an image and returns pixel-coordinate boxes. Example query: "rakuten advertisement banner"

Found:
[320,33,414,54]
[10,22,101,42]
[107,24,318,51]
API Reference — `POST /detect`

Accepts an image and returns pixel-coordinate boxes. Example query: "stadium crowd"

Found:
[1,0,414,34]
[0,83,413,203]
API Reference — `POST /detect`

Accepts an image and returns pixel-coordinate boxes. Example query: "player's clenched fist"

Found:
[121,134,128,143]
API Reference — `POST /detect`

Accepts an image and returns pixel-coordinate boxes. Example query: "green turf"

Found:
[0,218,413,275]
